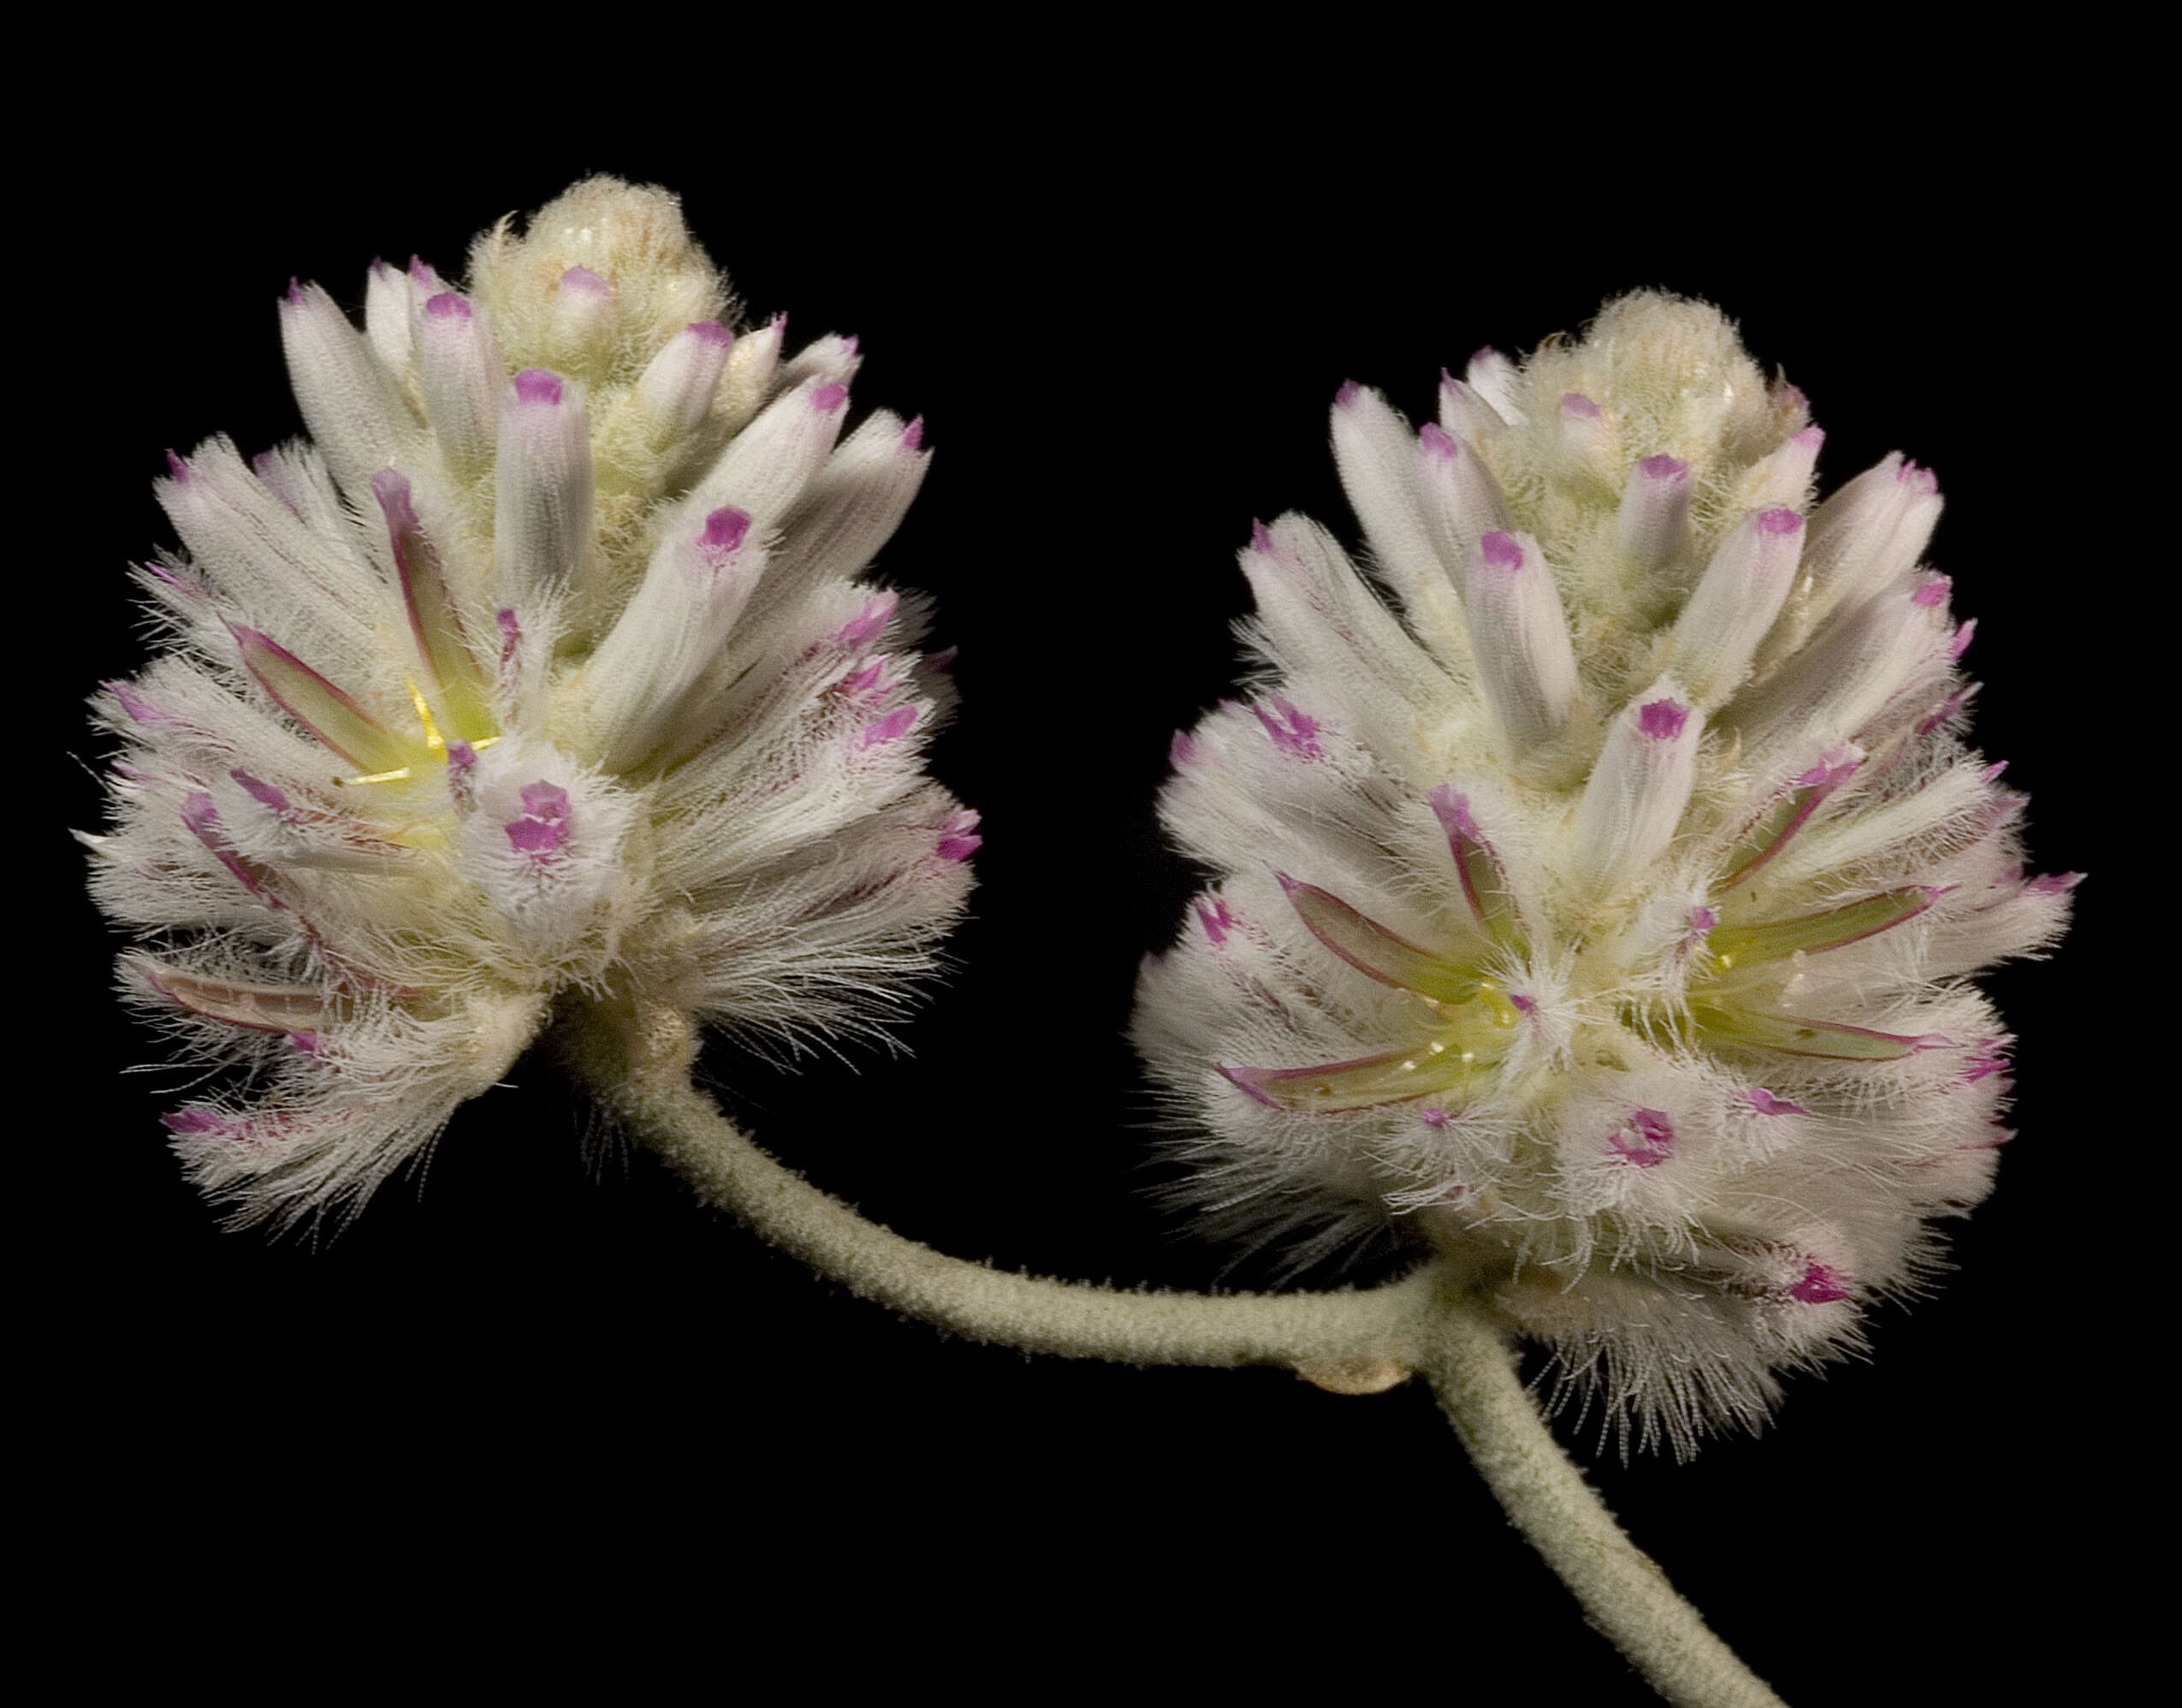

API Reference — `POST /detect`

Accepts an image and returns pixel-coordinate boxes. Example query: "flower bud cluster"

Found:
[1134,294,2072,1450]
[88,179,975,1226]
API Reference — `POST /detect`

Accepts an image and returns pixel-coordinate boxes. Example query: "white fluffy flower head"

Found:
[88,178,976,1226]
[1135,294,2074,1451]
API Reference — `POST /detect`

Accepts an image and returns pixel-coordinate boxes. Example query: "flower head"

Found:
[1134,294,2072,1451]
[86,179,974,1227]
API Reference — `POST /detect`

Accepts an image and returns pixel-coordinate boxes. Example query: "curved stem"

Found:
[1423,1306,1787,1708]
[563,1001,1440,1378]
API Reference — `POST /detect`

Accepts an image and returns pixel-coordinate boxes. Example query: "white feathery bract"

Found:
[87,179,977,1228]
[1134,294,2073,1453]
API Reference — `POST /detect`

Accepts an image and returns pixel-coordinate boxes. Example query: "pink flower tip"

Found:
[513,369,565,406]
[1637,454,1688,483]
[1746,1088,1808,1117]
[1419,422,1458,459]
[559,266,610,296]
[283,277,306,305]
[935,811,982,863]
[903,415,925,449]
[1948,619,1977,660]
[1608,1108,1675,1166]
[163,449,189,482]
[686,319,732,347]
[1420,1108,1451,1128]
[1249,519,1275,554]
[2028,871,2085,895]
[811,382,848,413]
[1913,574,1953,608]
[833,592,898,649]
[1635,698,1689,741]
[1560,392,1603,419]
[700,507,752,553]
[1756,506,1803,535]
[1479,531,1525,571]
[425,291,471,321]
[1334,380,1361,408]
[370,467,417,514]
[1169,731,1198,767]
[1897,460,1940,495]
[858,705,917,749]
[1788,1262,1850,1305]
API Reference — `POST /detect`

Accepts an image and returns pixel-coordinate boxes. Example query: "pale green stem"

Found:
[1424,1307,1788,1708]
[568,1002,1785,1704]
[565,1003,1439,1379]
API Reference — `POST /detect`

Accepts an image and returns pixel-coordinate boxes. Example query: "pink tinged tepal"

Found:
[373,471,494,740]
[416,290,503,477]
[1672,507,1805,705]
[494,369,595,602]
[1464,531,1579,753]
[1426,786,1525,952]
[1616,454,1692,572]
[584,503,762,772]
[634,320,734,440]
[1569,685,1700,898]
[231,623,412,776]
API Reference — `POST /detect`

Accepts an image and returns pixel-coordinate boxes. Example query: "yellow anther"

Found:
[1476,981,1522,1028]
[407,678,447,756]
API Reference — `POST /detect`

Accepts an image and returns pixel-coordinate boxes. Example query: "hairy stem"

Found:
[572,999,1782,1703]
[1424,1307,1787,1708]
[564,999,1439,1376]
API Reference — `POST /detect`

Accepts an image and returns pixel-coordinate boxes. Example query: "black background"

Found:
[35,77,2133,1703]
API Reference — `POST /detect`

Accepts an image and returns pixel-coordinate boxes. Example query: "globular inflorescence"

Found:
[1134,294,2073,1451]
[86,179,976,1228]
